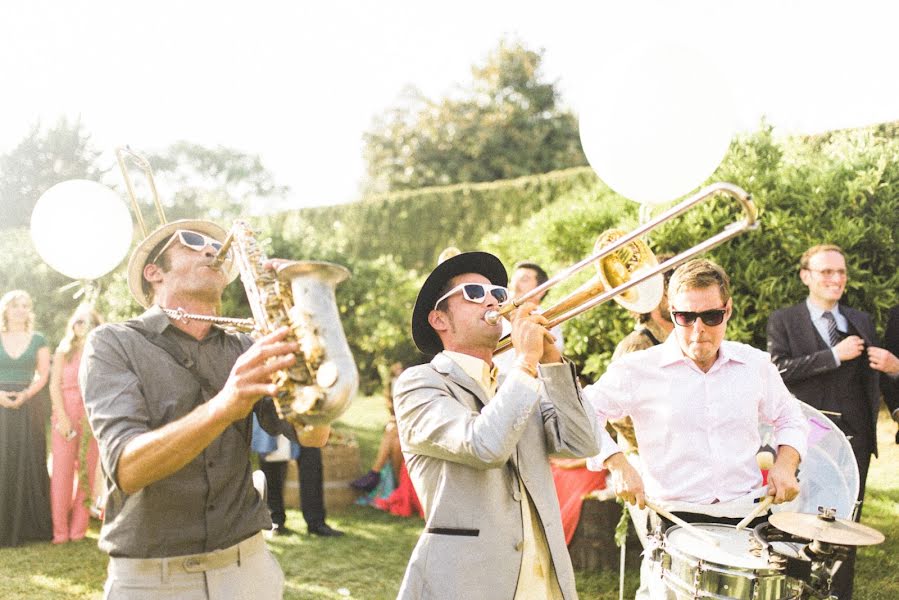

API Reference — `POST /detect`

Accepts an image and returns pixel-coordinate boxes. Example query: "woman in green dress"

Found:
[0,290,52,547]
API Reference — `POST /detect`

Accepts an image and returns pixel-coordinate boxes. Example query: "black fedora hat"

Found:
[412,251,508,356]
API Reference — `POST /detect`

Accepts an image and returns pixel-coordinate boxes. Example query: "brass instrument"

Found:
[490,182,757,355]
[218,222,358,425]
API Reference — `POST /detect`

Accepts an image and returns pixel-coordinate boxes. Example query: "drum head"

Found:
[666,523,771,570]
[759,401,859,519]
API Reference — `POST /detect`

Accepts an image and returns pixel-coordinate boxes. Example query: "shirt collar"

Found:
[140,305,175,334]
[805,297,842,320]
[442,350,498,398]
[141,304,226,341]
[657,332,745,370]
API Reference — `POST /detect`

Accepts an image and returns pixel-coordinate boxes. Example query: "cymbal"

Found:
[769,512,885,546]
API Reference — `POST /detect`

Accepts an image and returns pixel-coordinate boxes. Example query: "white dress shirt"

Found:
[584,337,808,504]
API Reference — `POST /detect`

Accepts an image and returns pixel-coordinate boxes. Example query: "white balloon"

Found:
[578,44,735,205]
[31,180,133,280]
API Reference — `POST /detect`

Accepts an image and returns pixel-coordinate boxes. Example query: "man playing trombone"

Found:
[393,251,597,600]
[583,258,807,598]
[81,219,329,599]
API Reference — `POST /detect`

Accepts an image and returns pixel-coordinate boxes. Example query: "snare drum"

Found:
[660,523,802,599]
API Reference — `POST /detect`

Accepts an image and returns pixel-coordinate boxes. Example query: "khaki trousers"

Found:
[103,532,284,600]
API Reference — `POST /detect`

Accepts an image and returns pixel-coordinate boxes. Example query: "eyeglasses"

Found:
[151,230,226,264]
[670,308,727,327]
[434,283,510,310]
[805,268,847,279]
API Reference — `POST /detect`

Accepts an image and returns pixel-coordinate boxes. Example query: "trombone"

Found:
[490,182,758,355]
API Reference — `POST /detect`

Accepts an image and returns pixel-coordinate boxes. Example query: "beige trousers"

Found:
[103,532,284,600]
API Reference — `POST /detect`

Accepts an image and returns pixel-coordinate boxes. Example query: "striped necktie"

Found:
[822,311,840,346]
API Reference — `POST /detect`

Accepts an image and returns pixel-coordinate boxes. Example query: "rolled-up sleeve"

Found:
[80,327,151,489]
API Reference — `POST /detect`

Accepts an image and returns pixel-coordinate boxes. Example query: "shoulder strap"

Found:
[640,328,662,346]
[123,321,214,396]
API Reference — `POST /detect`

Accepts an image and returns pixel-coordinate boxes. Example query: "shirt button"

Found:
[207,461,215,468]
[208,505,215,511]
[515,541,524,552]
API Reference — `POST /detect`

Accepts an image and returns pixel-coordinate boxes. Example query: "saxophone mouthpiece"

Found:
[210,232,235,269]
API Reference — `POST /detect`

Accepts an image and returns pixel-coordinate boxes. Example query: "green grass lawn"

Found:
[2,396,897,599]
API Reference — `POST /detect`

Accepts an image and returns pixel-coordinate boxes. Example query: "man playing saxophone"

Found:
[81,218,329,600]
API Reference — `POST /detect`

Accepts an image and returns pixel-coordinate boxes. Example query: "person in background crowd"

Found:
[351,361,405,495]
[0,289,52,547]
[50,304,104,544]
[81,219,330,599]
[252,420,345,538]
[393,251,597,599]
[767,243,891,599]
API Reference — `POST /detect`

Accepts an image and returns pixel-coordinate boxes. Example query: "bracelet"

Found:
[514,359,539,379]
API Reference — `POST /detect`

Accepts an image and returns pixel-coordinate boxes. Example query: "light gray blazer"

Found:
[393,353,599,600]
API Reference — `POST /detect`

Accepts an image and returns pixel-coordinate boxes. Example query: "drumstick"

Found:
[644,500,719,547]
[735,496,774,531]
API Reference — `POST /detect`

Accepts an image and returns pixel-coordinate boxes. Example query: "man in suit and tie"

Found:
[393,251,598,600]
[766,243,888,599]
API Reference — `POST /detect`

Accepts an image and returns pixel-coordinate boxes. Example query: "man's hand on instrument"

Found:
[766,445,801,504]
[605,452,645,509]
[510,302,556,366]
[510,302,560,364]
[211,326,298,423]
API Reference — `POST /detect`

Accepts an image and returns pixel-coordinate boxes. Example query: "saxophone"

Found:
[226,220,358,426]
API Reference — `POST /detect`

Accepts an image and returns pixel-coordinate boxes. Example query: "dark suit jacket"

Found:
[767,301,881,456]
[882,305,899,415]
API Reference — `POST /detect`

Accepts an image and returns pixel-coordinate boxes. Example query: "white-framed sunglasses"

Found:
[151,230,228,264]
[434,282,510,310]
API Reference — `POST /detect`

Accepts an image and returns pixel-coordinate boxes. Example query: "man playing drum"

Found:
[583,258,808,598]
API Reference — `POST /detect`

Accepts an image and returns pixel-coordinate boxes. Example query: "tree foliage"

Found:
[143,141,289,222]
[0,117,105,230]
[362,38,587,193]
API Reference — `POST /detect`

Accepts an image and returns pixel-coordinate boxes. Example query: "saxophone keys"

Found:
[315,360,339,388]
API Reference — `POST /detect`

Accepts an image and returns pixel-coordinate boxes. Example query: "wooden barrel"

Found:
[284,442,362,512]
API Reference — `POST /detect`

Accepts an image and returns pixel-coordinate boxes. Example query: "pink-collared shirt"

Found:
[584,337,808,504]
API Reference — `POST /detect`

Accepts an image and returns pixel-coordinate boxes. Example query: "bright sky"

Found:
[2,1,898,211]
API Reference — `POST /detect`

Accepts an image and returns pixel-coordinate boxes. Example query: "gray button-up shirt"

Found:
[81,306,289,558]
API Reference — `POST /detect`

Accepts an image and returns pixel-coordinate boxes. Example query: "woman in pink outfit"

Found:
[49,305,102,544]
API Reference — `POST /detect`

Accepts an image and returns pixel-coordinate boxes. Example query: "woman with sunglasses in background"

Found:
[0,289,52,547]
[49,304,104,544]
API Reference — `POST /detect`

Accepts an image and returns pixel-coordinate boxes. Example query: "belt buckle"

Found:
[182,556,206,573]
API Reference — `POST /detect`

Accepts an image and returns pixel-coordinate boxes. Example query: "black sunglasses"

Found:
[671,308,727,327]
